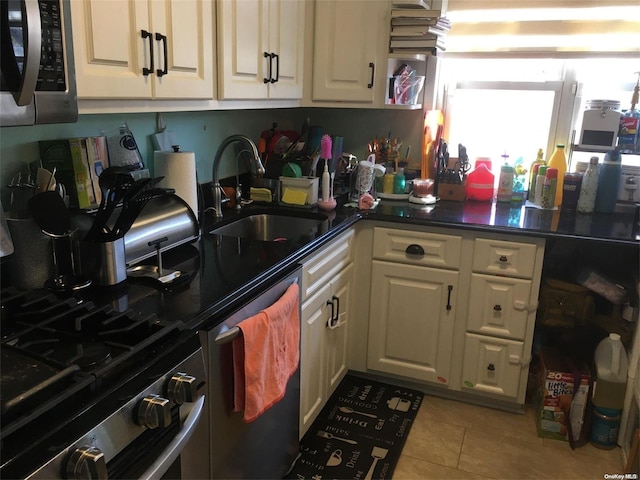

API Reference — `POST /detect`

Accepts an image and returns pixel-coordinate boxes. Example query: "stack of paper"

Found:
[390,0,449,55]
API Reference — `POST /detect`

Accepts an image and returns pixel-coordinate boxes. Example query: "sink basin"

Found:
[209,211,328,241]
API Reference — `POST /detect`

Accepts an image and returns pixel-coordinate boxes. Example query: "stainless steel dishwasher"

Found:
[199,267,301,479]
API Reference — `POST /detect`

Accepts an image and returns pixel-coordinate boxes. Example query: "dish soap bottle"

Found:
[547,144,567,207]
[393,167,406,194]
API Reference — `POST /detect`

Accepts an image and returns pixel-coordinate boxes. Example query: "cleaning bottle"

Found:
[594,150,622,213]
[547,144,567,207]
[497,164,514,202]
[617,72,640,153]
[540,167,558,209]
[576,157,599,214]
[393,167,406,194]
[527,148,545,200]
[534,165,548,206]
[465,160,495,201]
[593,333,628,409]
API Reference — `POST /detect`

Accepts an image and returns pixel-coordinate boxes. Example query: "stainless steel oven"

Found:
[0,0,78,126]
[0,287,207,479]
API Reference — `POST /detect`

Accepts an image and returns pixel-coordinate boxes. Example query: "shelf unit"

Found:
[386,1,448,109]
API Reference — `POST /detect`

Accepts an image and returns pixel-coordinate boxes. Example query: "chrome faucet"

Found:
[211,135,265,219]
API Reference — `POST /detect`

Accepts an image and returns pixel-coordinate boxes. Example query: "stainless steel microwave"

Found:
[0,0,77,127]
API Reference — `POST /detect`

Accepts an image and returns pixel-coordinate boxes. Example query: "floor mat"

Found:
[286,374,423,479]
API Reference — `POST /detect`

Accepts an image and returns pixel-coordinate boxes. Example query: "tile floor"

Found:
[394,395,625,479]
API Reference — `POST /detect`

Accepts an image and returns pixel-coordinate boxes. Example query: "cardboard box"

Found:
[535,348,591,442]
[39,137,108,209]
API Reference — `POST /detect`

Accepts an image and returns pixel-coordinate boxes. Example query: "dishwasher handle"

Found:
[214,326,240,345]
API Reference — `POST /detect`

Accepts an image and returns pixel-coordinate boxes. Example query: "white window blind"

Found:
[445,1,640,55]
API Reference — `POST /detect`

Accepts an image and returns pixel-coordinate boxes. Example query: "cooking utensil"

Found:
[338,406,377,418]
[112,185,167,238]
[283,117,310,158]
[27,191,71,235]
[85,167,133,241]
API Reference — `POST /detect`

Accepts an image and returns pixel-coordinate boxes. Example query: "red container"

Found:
[465,163,495,201]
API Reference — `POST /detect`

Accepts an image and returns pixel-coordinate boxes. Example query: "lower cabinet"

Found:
[363,225,544,408]
[367,260,458,385]
[299,231,354,438]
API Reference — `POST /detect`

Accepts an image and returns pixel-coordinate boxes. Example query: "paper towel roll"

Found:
[154,150,198,217]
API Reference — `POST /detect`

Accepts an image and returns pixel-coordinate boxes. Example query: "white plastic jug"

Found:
[592,333,628,409]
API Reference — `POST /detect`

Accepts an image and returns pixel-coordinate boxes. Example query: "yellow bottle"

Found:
[547,144,567,207]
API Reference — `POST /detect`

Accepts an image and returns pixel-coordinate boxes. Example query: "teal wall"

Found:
[1,107,423,201]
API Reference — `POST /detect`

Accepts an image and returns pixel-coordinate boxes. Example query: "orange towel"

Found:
[232,283,300,423]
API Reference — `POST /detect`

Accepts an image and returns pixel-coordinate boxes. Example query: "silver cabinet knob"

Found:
[137,394,171,429]
[66,446,107,480]
[167,372,197,405]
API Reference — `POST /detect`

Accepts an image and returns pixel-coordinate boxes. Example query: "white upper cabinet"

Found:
[71,0,213,100]
[217,0,304,100]
[310,0,388,105]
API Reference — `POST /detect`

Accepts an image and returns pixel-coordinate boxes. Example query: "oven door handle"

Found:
[138,395,205,480]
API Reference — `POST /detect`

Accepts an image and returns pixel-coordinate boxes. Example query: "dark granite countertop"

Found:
[366,198,640,245]
[75,195,638,332]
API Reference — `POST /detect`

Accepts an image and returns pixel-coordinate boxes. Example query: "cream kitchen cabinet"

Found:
[216,0,304,100]
[309,0,389,105]
[299,229,354,438]
[460,236,545,404]
[367,227,462,386]
[362,225,545,409]
[70,0,213,100]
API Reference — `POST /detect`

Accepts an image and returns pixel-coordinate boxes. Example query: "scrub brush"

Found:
[320,134,332,202]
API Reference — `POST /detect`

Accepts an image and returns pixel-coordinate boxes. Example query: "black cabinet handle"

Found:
[405,244,424,256]
[367,62,375,88]
[446,285,453,311]
[326,298,335,327]
[326,295,340,327]
[155,32,168,77]
[263,52,271,84]
[270,53,279,83]
[141,30,154,76]
[499,255,508,263]
[487,363,495,371]
[493,304,502,311]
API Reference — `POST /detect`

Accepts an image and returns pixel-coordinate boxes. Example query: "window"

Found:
[442,58,639,176]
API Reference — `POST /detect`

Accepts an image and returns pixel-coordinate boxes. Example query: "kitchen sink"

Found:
[209,210,329,241]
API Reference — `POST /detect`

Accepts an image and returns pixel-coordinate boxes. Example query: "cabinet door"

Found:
[467,273,533,341]
[326,264,352,397]
[217,0,269,99]
[300,282,331,438]
[311,0,384,102]
[71,0,152,99]
[461,333,524,400]
[367,261,458,385]
[266,0,304,99]
[150,0,213,99]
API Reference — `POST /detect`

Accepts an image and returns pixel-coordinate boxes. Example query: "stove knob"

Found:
[167,372,197,404]
[137,394,171,429]
[66,445,107,480]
